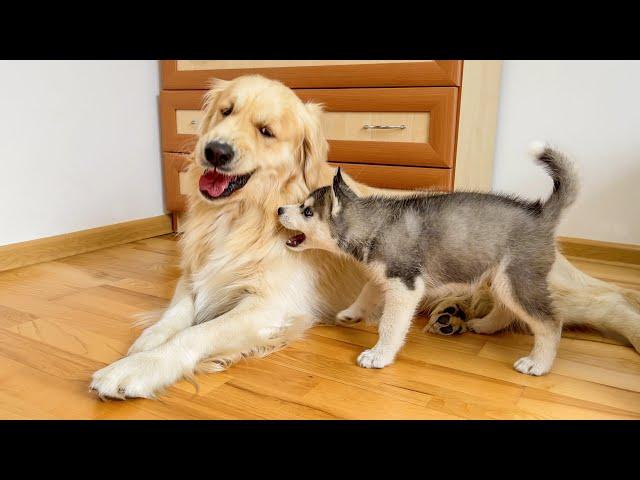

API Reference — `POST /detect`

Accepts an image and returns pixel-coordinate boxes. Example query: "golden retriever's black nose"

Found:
[277,207,285,216]
[204,141,234,167]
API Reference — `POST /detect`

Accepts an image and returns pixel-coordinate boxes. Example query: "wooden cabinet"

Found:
[158,60,502,226]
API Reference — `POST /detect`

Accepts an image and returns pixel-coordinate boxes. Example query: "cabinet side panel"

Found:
[454,61,502,192]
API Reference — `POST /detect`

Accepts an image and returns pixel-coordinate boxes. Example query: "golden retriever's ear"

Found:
[301,102,328,190]
[198,78,229,136]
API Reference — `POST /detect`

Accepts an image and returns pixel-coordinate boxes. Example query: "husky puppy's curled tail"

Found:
[529,141,579,221]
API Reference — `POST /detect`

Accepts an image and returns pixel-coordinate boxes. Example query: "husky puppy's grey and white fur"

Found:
[278,142,579,375]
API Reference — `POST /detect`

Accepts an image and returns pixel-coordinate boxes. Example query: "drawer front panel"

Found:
[161,88,458,169]
[164,108,434,150]
[162,60,462,89]
[331,163,452,191]
[299,87,458,168]
[160,91,205,153]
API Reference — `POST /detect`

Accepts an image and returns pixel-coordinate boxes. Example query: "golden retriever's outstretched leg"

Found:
[423,281,496,336]
[336,280,382,326]
[424,254,640,354]
[549,254,640,352]
[127,276,195,355]
[90,298,296,399]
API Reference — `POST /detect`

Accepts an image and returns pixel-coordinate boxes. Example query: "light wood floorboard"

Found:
[0,235,638,419]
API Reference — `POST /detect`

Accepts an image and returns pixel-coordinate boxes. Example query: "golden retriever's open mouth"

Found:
[198,169,252,200]
[286,233,306,248]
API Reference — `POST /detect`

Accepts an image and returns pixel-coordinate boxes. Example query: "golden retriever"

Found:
[90,75,640,399]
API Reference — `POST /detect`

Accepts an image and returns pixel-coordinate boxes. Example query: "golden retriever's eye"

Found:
[303,207,313,217]
[259,126,274,138]
[221,106,233,117]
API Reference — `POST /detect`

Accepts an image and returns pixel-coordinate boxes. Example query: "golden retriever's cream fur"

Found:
[91,75,640,399]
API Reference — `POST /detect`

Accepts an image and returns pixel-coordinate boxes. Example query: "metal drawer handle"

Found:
[190,120,198,125]
[363,124,407,130]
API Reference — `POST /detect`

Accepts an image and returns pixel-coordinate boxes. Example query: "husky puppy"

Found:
[278,143,579,375]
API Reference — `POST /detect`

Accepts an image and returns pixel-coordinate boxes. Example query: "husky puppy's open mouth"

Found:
[198,169,252,200]
[286,232,306,248]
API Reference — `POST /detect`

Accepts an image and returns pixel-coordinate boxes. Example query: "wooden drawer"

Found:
[160,87,458,169]
[299,87,457,168]
[331,163,452,191]
[161,60,462,89]
[160,91,204,154]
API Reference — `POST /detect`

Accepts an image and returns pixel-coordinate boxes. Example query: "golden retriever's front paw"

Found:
[336,306,365,325]
[90,352,182,399]
[424,304,468,336]
[127,327,174,355]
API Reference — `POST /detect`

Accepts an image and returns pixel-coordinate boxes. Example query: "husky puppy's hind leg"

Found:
[492,263,562,376]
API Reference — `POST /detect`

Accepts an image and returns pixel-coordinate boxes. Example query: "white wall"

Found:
[3,61,637,246]
[492,60,640,245]
[0,60,164,246]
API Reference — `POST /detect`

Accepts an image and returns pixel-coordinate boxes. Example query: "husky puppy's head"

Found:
[277,168,359,253]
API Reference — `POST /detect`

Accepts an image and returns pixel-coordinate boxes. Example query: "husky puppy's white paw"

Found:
[357,348,394,369]
[513,356,551,376]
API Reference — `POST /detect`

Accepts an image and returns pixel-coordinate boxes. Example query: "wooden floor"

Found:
[1,234,639,419]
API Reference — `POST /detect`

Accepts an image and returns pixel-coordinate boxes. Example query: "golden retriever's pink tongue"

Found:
[199,170,232,198]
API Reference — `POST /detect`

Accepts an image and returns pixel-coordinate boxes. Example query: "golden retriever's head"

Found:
[190,75,327,207]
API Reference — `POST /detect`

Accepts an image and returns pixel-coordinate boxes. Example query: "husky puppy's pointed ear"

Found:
[330,168,356,216]
[332,167,357,201]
